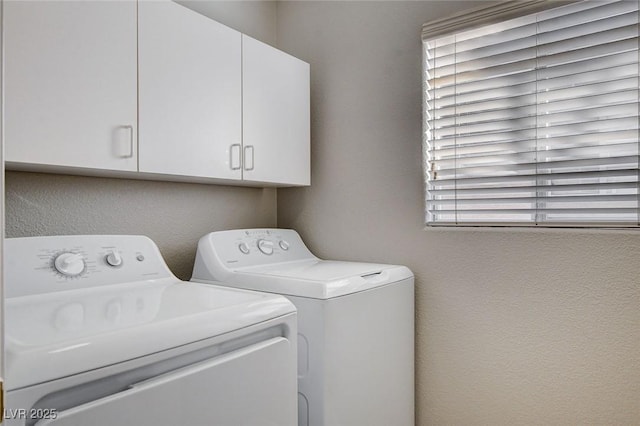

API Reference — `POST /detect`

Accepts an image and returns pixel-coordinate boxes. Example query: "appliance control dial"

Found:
[54,252,86,277]
[238,242,250,254]
[279,240,290,251]
[257,239,274,255]
[105,250,123,267]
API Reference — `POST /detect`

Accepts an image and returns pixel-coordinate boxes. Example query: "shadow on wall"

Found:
[5,171,277,279]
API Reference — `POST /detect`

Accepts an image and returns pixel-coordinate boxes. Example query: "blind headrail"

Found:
[422,0,578,42]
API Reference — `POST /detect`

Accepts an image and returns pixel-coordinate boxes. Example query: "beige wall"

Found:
[276,2,640,425]
[5,172,275,279]
[5,1,278,280]
[178,0,277,46]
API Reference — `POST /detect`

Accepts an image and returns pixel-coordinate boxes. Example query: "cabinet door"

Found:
[139,1,242,180]
[243,36,310,186]
[4,1,137,172]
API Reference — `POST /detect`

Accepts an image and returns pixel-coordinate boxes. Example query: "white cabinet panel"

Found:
[139,1,242,180]
[243,35,311,186]
[4,1,137,172]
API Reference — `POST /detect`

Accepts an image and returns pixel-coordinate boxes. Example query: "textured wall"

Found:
[276,2,640,424]
[5,172,275,279]
[5,1,279,280]
[178,0,277,46]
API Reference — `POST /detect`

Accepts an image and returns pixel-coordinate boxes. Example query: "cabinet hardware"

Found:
[122,125,134,158]
[230,144,242,170]
[244,145,254,171]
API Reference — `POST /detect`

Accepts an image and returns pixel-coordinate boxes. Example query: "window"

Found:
[423,0,640,227]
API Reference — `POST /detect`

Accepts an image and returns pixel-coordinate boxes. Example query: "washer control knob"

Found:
[257,239,274,255]
[105,250,123,267]
[54,252,86,277]
[238,243,250,254]
[279,240,290,251]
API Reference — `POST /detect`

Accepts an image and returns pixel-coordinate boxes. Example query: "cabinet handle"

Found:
[244,145,254,171]
[123,125,134,158]
[230,144,242,170]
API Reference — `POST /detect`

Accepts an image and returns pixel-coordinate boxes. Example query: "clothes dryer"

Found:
[192,228,414,426]
[5,235,297,426]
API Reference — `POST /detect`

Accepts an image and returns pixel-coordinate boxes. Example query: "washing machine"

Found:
[191,228,414,426]
[4,234,297,426]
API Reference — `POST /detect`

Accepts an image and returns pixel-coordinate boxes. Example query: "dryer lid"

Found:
[5,280,295,390]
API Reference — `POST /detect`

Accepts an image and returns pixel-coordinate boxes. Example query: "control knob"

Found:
[257,239,274,255]
[105,250,123,267]
[54,252,86,277]
[238,243,250,254]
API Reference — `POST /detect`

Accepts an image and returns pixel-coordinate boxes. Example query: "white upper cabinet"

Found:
[138,1,243,180]
[3,1,309,187]
[4,1,138,172]
[242,36,311,186]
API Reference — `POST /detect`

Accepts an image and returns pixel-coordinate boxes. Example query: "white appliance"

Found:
[191,229,414,426]
[4,235,297,426]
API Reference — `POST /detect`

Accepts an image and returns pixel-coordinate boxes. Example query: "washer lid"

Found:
[5,280,295,390]
[223,259,414,299]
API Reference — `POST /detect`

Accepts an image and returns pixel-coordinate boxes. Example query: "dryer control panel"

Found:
[4,235,173,298]
[196,229,316,270]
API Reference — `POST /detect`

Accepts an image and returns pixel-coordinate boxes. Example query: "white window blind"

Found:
[423,0,640,227]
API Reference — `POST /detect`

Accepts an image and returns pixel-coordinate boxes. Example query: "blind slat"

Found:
[429,181,640,196]
[434,129,637,151]
[430,193,638,204]
[435,155,638,177]
[431,142,639,166]
[429,208,638,215]
[430,168,639,186]
[433,116,638,145]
